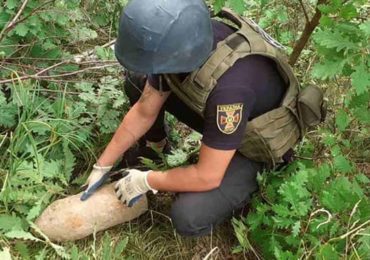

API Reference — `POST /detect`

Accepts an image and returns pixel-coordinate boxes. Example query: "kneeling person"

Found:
[83,0,299,237]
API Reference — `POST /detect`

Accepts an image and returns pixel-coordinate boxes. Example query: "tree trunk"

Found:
[289,0,327,66]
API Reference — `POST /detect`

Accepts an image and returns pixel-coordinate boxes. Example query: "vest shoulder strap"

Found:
[193,8,299,109]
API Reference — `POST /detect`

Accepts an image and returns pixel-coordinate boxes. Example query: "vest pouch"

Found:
[297,85,326,128]
[239,107,301,168]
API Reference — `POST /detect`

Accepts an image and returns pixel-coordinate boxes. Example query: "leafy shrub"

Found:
[233,161,370,259]
[0,0,369,259]
[0,1,129,258]
[225,0,370,258]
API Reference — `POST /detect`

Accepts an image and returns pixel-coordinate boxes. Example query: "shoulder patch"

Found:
[217,103,244,135]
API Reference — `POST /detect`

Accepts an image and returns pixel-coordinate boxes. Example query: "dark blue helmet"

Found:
[115,0,213,74]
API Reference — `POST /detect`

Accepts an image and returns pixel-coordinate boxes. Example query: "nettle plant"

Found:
[226,0,370,259]
[0,0,126,63]
[0,1,130,257]
[0,0,368,258]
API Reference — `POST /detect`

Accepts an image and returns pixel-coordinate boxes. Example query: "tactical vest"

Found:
[164,8,326,168]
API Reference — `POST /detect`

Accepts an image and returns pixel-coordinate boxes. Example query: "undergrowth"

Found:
[1,0,369,259]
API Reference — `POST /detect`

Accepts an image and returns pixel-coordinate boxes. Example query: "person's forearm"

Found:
[97,103,157,166]
[147,166,222,192]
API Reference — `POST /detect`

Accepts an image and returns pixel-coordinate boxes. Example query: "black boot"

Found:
[112,139,171,171]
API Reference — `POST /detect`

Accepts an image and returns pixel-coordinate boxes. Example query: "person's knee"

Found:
[170,199,213,237]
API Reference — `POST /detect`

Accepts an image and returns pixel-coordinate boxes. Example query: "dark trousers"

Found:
[124,72,262,237]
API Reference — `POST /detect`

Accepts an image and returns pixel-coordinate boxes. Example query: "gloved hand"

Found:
[114,169,157,207]
[80,164,113,201]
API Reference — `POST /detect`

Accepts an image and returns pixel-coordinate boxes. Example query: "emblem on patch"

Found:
[217,103,243,135]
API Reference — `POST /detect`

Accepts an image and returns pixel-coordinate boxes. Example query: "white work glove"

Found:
[80,164,113,201]
[114,169,157,207]
[83,164,113,188]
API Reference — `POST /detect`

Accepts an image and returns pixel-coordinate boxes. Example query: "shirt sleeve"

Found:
[202,86,256,150]
[147,74,171,91]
